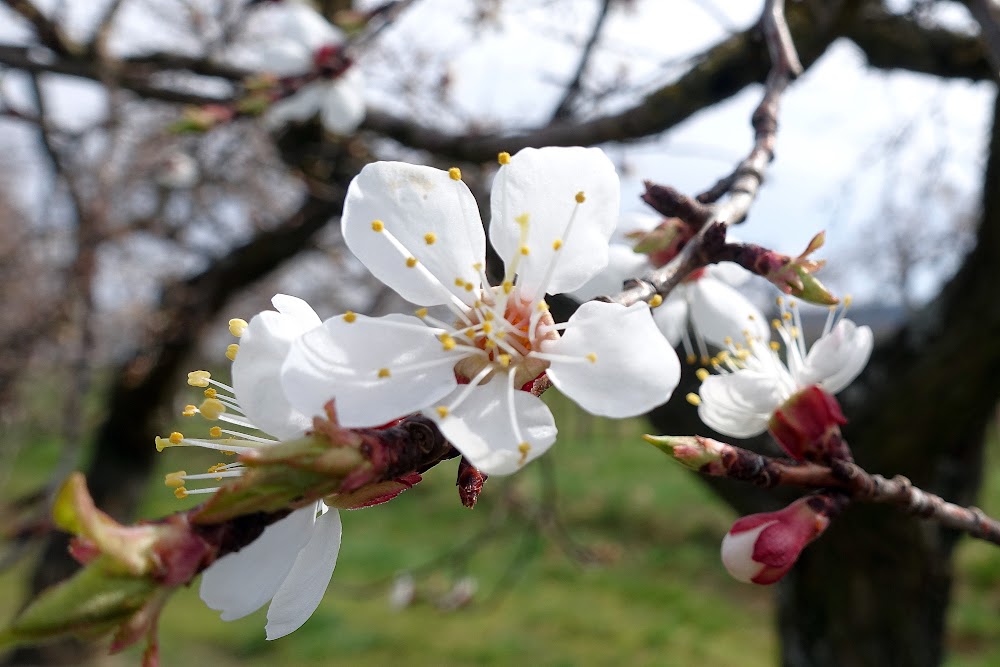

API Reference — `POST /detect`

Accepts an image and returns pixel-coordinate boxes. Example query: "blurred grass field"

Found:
[2,393,1000,666]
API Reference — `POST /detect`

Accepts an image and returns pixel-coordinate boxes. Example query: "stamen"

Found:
[424,233,436,245]
[228,319,248,337]
[187,370,211,387]
[649,294,663,308]
[497,152,511,165]
[449,167,462,181]
[343,311,357,323]
[686,393,702,406]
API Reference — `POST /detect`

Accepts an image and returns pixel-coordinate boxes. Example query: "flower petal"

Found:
[567,243,651,302]
[652,291,689,346]
[429,380,556,476]
[687,277,769,349]
[232,294,321,440]
[281,313,458,428]
[319,70,366,135]
[264,81,326,127]
[265,505,342,640]
[342,162,486,306]
[721,520,774,583]
[199,504,317,621]
[489,147,620,299]
[543,301,680,417]
[798,319,874,394]
[697,372,779,438]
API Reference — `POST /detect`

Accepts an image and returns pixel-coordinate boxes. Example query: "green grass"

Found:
[5,393,1000,665]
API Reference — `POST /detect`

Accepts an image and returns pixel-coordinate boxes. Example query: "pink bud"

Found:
[721,495,836,585]
[767,385,850,462]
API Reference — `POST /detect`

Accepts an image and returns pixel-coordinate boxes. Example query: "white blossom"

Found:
[280,147,681,475]
[694,299,874,438]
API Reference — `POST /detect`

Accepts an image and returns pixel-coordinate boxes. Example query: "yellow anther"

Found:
[378,367,391,378]
[187,370,211,387]
[154,436,170,452]
[575,191,585,203]
[209,426,223,437]
[724,336,733,346]
[700,355,710,366]
[734,342,744,351]
[717,350,730,361]
[776,296,784,307]
[769,341,781,351]
[498,152,511,165]
[771,319,782,330]
[484,340,497,349]
[844,295,853,307]
[686,393,702,406]
[199,398,226,420]
[649,294,663,308]
[371,220,385,232]
[406,257,418,268]
[169,432,184,445]
[174,487,189,499]
[204,388,217,399]
[440,334,456,351]
[343,311,357,323]
[536,301,549,312]
[424,233,437,245]
[495,330,507,339]
[223,450,236,456]
[517,442,531,465]
[789,300,797,309]
[182,404,198,417]
[464,282,474,291]
[473,262,483,271]
[464,328,476,338]
[436,406,449,418]
[552,239,563,251]
[482,322,493,334]
[208,464,226,473]
[519,245,530,256]
[502,281,513,294]
[228,318,248,337]
[585,353,597,364]
[498,354,512,367]
[483,311,495,321]
[685,353,696,364]
[515,213,530,227]
[454,277,465,287]
[695,368,710,382]
[449,167,462,181]
[415,308,428,318]
[782,312,793,321]
[164,471,186,488]
[748,314,756,320]
[225,344,239,361]
[737,349,750,360]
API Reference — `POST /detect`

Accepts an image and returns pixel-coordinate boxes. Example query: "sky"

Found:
[0,0,994,309]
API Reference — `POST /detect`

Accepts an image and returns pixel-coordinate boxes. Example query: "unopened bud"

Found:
[762,232,838,305]
[721,494,841,585]
[643,434,726,471]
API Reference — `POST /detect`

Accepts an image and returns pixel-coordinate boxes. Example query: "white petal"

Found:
[489,147,620,299]
[799,319,874,394]
[705,261,751,286]
[281,3,343,51]
[281,313,458,428]
[232,294,322,440]
[543,301,680,417]
[319,70,366,135]
[721,522,773,583]
[266,505,342,640]
[697,372,780,438]
[264,81,326,128]
[567,243,651,302]
[342,161,486,306]
[687,277,769,349]
[430,380,557,476]
[652,292,689,346]
[199,505,317,621]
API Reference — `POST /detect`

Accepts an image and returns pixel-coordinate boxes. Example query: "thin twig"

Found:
[550,0,613,121]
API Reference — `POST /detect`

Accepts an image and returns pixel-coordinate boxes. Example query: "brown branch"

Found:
[550,0,613,121]
[966,0,1000,78]
[651,436,1000,546]
[2,0,70,55]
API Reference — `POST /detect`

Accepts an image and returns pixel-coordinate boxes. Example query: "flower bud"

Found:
[642,434,727,472]
[721,495,838,585]
[759,232,838,306]
[767,385,850,462]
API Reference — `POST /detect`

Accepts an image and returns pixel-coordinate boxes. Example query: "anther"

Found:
[518,442,531,465]
[436,406,449,418]
[519,245,530,256]
[498,152,511,165]
[424,233,437,245]
[552,239,563,251]
[169,432,184,445]
[371,220,385,232]
[406,257,418,268]
[225,344,239,361]
[228,319,248,337]
[498,354,511,367]
[695,368,710,382]
[502,281,513,294]
[449,167,462,181]
[187,370,211,387]
[378,368,391,378]
[209,426,223,437]
[204,388,217,399]
[343,311,357,323]
[415,308,428,318]
[174,487,189,499]
[686,393,702,406]
[575,191,585,203]
[649,294,663,308]
[182,405,197,417]
[164,471,186,488]
[685,353,696,364]
[199,398,226,420]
